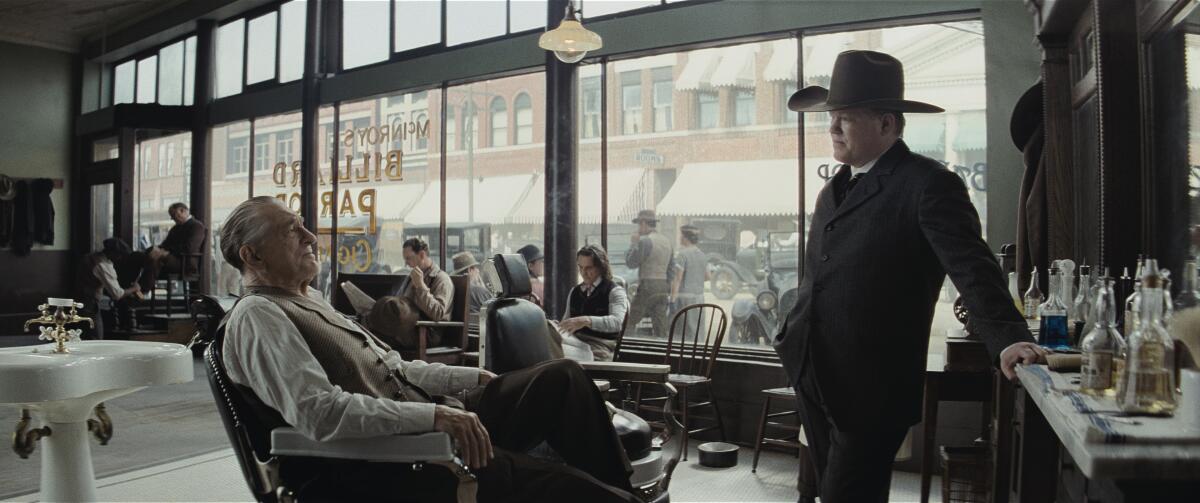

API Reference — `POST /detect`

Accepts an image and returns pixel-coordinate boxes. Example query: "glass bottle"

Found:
[1073,264,1094,339]
[1023,267,1044,331]
[1123,258,1145,337]
[1162,270,1174,328]
[1080,277,1119,395]
[1039,267,1070,349]
[1009,271,1022,316]
[1060,259,1076,323]
[1117,259,1177,416]
[1175,259,1200,311]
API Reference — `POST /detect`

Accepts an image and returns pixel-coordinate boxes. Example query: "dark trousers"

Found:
[470,359,636,502]
[794,361,908,503]
[628,279,671,339]
[300,359,638,503]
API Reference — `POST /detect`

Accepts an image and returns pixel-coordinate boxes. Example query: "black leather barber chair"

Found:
[205,321,478,502]
[481,254,685,503]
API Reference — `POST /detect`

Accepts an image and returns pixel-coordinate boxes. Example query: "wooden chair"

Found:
[633,303,729,461]
[407,275,470,365]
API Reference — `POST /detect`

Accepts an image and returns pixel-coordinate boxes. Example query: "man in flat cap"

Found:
[776,50,1044,502]
[625,209,674,340]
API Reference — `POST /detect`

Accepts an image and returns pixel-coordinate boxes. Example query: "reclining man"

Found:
[364,237,454,349]
[220,196,638,502]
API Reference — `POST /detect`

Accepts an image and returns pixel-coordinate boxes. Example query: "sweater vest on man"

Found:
[246,287,431,403]
[639,232,673,281]
[569,279,618,340]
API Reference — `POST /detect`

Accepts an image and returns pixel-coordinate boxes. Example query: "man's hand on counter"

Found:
[999,342,1049,381]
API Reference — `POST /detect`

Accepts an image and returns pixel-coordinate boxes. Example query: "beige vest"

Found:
[246,286,432,404]
[639,231,674,281]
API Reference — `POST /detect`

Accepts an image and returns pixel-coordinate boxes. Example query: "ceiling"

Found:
[0,0,185,53]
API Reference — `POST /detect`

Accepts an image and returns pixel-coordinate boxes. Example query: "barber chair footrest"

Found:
[271,428,456,463]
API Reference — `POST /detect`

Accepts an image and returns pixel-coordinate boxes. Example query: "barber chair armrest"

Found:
[415,321,466,329]
[579,361,670,384]
[270,427,456,463]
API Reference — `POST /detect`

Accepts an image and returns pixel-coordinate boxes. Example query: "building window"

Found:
[581,76,601,139]
[621,71,642,135]
[515,93,533,145]
[490,97,508,147]
[228,137,249,174]
[158,144,168,176]
[276,131,294,164]
[462,102,479,151]
[416,112,429,151]
[166,143,175,176]
[182,140,192,174]
[387,112,406,150]
[780,82,800,124]
[734,89,755,127]
[446,107,457,151]
[142,145,152,178]
[652,68,673,132]
[255,136,270,172]
[697,91,719,129]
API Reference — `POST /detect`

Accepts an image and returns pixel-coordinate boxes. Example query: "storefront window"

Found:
[395,0,442,52]
[133,131,192,252]
[114,60,135,105]
[598,41,798,348]
[246,12,278,85]
[343,0,389,69]
[158,41,184,106]
[279,1,305,83]
[446,74,545,267]
[216,19,246,98]
[332,91,438,273]
[447,0,506,46]
[136,56,157,104]
[510,0,548,32]
[210,121,252,295]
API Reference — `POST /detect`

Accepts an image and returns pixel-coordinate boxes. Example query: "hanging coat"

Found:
[31,178,54,245]
[10,180,33,256]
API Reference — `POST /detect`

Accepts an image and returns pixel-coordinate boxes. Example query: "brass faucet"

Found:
[24,299,93,354]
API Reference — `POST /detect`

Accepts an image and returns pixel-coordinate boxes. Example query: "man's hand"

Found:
[149,246,169,261]
[559,316,590,333]
[630,233,640,244]
[433,405,493,469]
[478,369,497,385]
[409,267,426,290]
[999,342,1048,381]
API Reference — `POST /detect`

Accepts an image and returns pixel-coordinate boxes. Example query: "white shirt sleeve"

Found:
[223,296,440,441]
[95,259,124,300]
[588,285,629,334]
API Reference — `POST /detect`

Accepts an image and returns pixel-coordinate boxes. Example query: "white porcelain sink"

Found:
[0,340,193,502]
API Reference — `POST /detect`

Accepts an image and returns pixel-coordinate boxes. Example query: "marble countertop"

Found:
[1016,364,1200,480]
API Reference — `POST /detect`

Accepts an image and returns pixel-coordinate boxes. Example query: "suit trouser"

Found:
[794,358,908,503]
[628,279,671,339]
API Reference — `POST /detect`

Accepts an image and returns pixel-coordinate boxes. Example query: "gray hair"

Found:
[220,196,285,272]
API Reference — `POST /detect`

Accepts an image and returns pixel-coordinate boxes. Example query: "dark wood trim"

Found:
[544,0,579,318]
[1137,0,1197,41]
[192,20,216,293]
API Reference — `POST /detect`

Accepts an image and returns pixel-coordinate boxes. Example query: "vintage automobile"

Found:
[328,219,493,274]
[727,231,799,345]
[690,218,768,299]
[403,222,493,265]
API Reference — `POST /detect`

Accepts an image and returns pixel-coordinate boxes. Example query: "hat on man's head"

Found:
[1009,80,1044,150]
[632,209,658,224]
[451,251,479,274]
[788,50,944,113]
[516,244,543,265]
[102,237,131,257]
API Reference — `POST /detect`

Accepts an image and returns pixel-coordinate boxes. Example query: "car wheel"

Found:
[711,266,739,300]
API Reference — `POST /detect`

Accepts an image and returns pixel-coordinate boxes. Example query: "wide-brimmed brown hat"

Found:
[788,50,944,113]
[632,209,658,224]
[451,251,479,274]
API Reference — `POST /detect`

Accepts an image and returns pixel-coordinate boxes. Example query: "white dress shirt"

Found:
[93,257,124,302]
[223,292,480,441]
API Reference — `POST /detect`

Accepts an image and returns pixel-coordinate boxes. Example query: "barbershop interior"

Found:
[5,0,1200,502]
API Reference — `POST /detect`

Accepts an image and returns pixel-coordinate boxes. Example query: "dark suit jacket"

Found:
[773,140,1033,432]
[160,217,206,257]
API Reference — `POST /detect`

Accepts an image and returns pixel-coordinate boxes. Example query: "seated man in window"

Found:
[559,244,630,361]
[220,197,637,502]
[136,202,207,292]
[76,237,142,339]
[364,237,454,349]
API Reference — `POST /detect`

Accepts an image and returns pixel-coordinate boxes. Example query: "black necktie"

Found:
[836,173,864,206]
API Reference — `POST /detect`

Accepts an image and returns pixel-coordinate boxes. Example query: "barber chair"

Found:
[204,321,478,502]
[481,254,685,503]
[187,294,227,357]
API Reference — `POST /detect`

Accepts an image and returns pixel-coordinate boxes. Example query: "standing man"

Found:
[451,250,495,327]
[517,244,545,305]
[625,210,673,339]
[776,50,1045,502]
[670,224,709,341]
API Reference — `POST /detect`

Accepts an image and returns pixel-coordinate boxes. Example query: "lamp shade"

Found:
[538,19,602,64]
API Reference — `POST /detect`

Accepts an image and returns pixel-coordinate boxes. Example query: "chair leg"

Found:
[709,383,727,442]
[166,278,174,316]
[680,386,689,461]
[752,396,771,473]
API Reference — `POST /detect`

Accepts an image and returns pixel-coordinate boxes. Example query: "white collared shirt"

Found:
[223,290,480,441]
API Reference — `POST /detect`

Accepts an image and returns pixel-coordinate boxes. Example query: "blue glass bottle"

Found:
[1039,266,1071,350]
